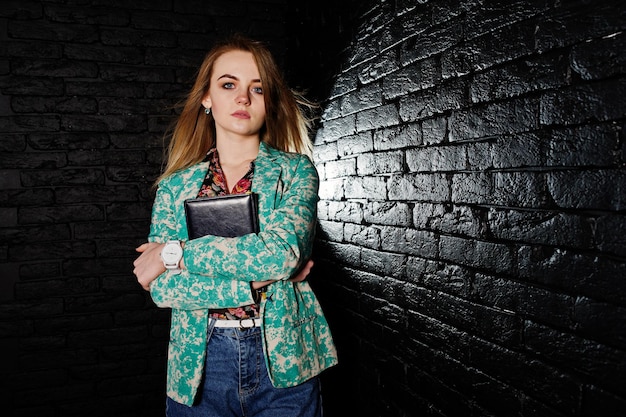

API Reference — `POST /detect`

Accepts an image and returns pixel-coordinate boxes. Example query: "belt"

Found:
[210,317,260,328]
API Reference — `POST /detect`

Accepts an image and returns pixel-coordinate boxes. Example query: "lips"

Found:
[231,110,250,119]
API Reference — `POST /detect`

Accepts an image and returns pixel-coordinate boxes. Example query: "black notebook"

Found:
[184,193,259,239]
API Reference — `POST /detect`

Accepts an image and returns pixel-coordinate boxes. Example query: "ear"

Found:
[201,93,212,110]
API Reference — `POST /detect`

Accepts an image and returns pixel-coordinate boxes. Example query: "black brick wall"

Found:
[308,1,626,416]
[0,1,291,416]
[2,0,625,416]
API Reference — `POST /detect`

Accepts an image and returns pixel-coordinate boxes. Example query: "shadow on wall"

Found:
[285,0,375,106]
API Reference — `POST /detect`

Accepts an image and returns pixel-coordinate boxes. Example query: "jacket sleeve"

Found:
[149,153,319,309]
[147,174,255,310]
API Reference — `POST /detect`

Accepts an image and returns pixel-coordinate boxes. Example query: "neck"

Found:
[215,136,260,166]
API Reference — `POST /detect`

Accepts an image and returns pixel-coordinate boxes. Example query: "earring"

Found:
[205,107,211,115]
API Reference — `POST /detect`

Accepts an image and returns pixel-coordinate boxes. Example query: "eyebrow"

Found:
[217,74,261,83]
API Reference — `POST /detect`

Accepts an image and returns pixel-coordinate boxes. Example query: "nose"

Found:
[236,91,250,105]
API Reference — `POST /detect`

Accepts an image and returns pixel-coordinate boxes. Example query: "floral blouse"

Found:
[199,148,260,320]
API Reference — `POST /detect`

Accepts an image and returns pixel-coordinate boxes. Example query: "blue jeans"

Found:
[166,321,322,417]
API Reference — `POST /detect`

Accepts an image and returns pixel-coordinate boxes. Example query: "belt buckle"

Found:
[239,317,256,331]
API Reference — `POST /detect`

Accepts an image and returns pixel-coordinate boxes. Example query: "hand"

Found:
[133,242,166,291]
[250,259,314,289]
[289,259,314,283]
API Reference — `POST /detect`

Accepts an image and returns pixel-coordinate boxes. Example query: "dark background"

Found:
[1,1,625,416]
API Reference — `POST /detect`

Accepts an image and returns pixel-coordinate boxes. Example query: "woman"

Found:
[132,35,338,416]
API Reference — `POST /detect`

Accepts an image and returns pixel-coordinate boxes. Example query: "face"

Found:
[201,50,266,141]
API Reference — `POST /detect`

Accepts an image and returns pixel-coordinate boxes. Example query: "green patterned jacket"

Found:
[147,142,338,405]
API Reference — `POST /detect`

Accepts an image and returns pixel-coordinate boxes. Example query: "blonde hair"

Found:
[157,35,315,184]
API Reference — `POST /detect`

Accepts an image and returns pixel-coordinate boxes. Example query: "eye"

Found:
[222,82,235,89]
[251,86,263,94]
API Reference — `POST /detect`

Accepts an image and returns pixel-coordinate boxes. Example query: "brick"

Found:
[489,208,592,248]
[535,4,625,53]
[364,201,412,226]
[322,158,356,179]
[8,20,99,43]
[318,178,344,200]
[65,44,143,65]
[547,169,626,211]
[13,96,97,114]
[421,116,446,145]
[374,122,421,150]
[344,176,387,199]
[399,79,466,122]
[358,49,399,84]
[0,151,66,169]
[439,235,513,274]
[340,82,382,115]
[595,214,626,257]
[28,133,110,150]
[74,220,148,240]
[110,132,164,149]
[324,200,364,224]
[525,321,626,392]
[357,150,403,175]
[450,98,539,141]
[382,62,426,101]
[468,337,580,415]
[10,241,96,262]
[6,40,62,59]
[489,133,544,169]
[547,124,619,167]
[0,76,64,96]
[540,79,626,126]
[327,69,359,100]
[464,0,549,40]
[406,144,466,173]
[99,63,175,82]
[0,115,60,132]
[399,19,463,65]
[574,297,626,349]
[0,299,63,320]
[0,1,42,19]
[21,168,105,187]
[344,223,381,250]
[61,115,146,133]
[66,80,145,98]
[571,31,626,80]
[474,273,575,328]
[15,276,99,300]
[0,133,26,152]
[46,5,130,25]
[317,114,356,141]
[55,185,140,204]
[356,103,400,132]
[317,220,344,243]
[517,246,626,305]
[312,141,338,162]
[381,226,438,258]
[413,202,485,238]
[11,58,98,78]
[19,204,104,224]
[146,48,206,68]
[470,52,569,103]
[19,262,61,280]
[132,11,215,32]
[388,172,449,202]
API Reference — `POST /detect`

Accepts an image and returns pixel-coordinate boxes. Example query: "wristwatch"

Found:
[161,240,183,273]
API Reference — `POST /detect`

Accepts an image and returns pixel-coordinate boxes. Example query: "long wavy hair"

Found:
[156,35,315,184]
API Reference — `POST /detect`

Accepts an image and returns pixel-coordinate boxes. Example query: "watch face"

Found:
[162,243,183,263]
